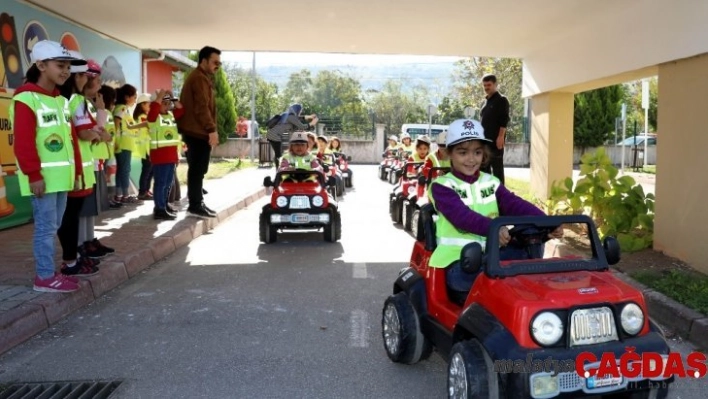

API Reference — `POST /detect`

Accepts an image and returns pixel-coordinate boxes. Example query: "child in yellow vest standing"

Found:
[133,94,153,200]
[113,84,147,203]
[11,41,85,292]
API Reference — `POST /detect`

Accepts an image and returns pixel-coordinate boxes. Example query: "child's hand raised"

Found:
[499,226,511,246]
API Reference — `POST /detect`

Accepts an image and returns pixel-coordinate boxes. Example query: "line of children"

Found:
[428,118,563,301]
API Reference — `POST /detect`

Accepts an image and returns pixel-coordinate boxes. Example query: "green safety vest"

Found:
[282,153,316,169]
[426,152,451,168]
[429,172,500,268]
[398,144,414,155]
[103,111,116,159]
[69,94,96,189]
[149,112,180,150]
[11,92,75,196]
[410,152,426,162]
[134,113,150,159]
[114,104,136,153]
[83,101,110,161]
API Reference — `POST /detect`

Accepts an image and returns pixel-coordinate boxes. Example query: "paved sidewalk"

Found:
[0,166,271,355]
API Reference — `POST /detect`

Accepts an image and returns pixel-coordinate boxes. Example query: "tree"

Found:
[624,77,658,133]
[437,96,466,124]
[452,57,525,142]
[369,79,426,137]
[280,69,314,111]
[573,85,624,152]
[310,70,369,136]
[214,68,237,144]
[223,64,281,134]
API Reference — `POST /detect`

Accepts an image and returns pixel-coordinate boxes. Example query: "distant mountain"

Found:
[252,62,459,95]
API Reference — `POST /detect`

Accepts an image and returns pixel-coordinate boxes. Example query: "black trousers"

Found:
[481,143,505,185]
[269,139,282,168]
[58,196,86,261]
[183,135,211,209]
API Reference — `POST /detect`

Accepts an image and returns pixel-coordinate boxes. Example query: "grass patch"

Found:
[176,158,256,185]
[631,270,708,314]
[504,177,534,202]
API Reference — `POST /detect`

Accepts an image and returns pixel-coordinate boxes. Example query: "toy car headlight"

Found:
[620,303,644,335]
[276,196,288,208]
[531,312,564,346]
[312,195,324,207]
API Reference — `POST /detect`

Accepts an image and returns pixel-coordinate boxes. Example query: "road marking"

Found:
[350,309,369,348]
[353,262,368,278]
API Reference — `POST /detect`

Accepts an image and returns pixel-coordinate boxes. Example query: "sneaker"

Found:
[109,201,123,209]
[91,238,115,254]
[122,196,142,204]
[60,261,99,277]
[138,192,153,200]
[154,209,177,220]
[187,205,216,219]
[34,273,80,293]
[166,204,178,214]
[202,203,216,216]
[79,241,107,259]
[202,188,208,195]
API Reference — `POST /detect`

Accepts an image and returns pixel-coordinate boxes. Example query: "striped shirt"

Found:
[266,114,311,142]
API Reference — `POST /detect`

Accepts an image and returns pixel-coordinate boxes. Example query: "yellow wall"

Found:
[654,54,708,273]
[529,92,574,199]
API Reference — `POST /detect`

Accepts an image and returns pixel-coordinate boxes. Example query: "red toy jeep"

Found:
[389,161,424,227]
[381,206,673,398]
[260,169,341,243]
[401,166,451,239]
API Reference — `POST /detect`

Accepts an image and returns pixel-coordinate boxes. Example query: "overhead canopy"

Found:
[23,0,708,95]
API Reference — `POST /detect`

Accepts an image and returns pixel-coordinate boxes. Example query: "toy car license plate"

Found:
[586,374,622,390]
[291,213,310,223]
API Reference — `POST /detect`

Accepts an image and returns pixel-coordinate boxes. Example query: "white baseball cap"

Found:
[416,135,431,145]
[446,119,490,147]
[31,41,86,65]
[69,51,88,73]
[388,135,398,142]
[136,93,152,104]
[290,132,309,143]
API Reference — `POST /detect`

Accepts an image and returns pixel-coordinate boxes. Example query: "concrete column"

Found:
[528,92,575,200]
[654,54,708,273]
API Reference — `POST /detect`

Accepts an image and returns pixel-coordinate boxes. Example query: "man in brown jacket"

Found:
[178,46,221,218]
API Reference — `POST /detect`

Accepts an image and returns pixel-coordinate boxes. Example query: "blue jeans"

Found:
[115,150,132,197]
[152,163,175,210]
[30,192,68,279]
[446,244,530,292]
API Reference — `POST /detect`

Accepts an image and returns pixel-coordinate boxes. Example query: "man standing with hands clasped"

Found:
[177,46,221,219]
[480,74,509,185]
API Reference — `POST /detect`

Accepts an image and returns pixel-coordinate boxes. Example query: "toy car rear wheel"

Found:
[323,211,341,242]
[345,171,352,188]
[390,195,402,224]
[402,201,413,232]
[381,293,432,364]
[379,166,386,181]
[259,213,277,244]
[411,208,424,242]
[448,339,499,399]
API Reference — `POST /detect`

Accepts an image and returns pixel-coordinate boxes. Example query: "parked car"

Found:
[618,133,656,146]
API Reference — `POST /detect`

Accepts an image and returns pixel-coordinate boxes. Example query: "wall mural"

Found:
[0,2,141,230]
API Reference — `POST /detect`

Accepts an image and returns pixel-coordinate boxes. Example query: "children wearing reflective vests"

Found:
[422,131,451,180]
[113,84,148,203]
[147,90,185,220]
[133,93,153,200]
[429,119,563,295]
[279,132,322,172]
[11,41,85,292]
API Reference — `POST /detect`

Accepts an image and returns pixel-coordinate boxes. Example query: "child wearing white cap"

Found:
[11,41,85,292]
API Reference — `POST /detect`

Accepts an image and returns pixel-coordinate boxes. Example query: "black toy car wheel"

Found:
[379,166,386,181]
[345,172,352,188]
[336,176,345,196]
[259,213,277,244]
[402,200,413,232]
[447,339,499,399]
[381,293,432,364]
[389,195,402,224]
[323,211,341,242]
[389,169,397,184]
[411,207,423,241]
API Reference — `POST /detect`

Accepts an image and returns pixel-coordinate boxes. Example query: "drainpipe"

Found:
[142,51,166,94]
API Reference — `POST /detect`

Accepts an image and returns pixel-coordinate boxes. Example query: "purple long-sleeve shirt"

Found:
[431,170,545,236]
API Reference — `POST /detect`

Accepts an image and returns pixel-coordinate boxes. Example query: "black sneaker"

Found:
[187,206,216,219]
[154,209,177,220]
[202,203,216,216]
[202,188,208,195]
[79,241,106,259]
[166,204,178,214]
[61,259,99,277]
[90,238,115,254]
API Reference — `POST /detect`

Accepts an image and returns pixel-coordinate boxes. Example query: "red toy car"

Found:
[379,149,399,181]
[401,166,450,238]
[389,161,424,227]
[333,152,353,188]
[319,153,346,199]
[381,208,673,398]
[260,169,341,243]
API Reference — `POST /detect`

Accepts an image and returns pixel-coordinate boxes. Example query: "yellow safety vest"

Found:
[429,172,500,268]
[68,94,96,188]
[134,113,150,158]
[114,104,136,153]
[149,112,180,150]
[11,92,75,196]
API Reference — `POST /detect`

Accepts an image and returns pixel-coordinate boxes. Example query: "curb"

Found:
[610,269,708,350]
[0,187,266,356]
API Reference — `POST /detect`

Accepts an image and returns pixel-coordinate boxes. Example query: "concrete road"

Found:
[0,166,700,399]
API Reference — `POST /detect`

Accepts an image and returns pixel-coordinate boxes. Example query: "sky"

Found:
[220,51,464,67]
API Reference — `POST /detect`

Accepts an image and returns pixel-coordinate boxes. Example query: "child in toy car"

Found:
[422,131,451,179]
[397,132,415,157]
[383,135,399,158]
[315,135,333,159]
[429,118,563,298]
[279,131,323,182]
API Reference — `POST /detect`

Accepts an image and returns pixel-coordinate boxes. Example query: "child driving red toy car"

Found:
[279,132,323,177]
[429,118,563,295]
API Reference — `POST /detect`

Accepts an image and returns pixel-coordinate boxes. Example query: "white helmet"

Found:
[400,132,411,140]
[416,135,431,145]
[446,119,490,147]
[388,135,398,142]
[436,131,447,146]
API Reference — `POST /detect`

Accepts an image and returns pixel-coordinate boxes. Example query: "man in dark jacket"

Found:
[177,46,221,218]
[479,74,510,185]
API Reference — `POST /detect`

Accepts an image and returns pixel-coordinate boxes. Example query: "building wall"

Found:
[145,60,175,94]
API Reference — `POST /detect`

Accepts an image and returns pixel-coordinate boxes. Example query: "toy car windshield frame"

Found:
[273,169,327,187]
[484,215,609,278]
